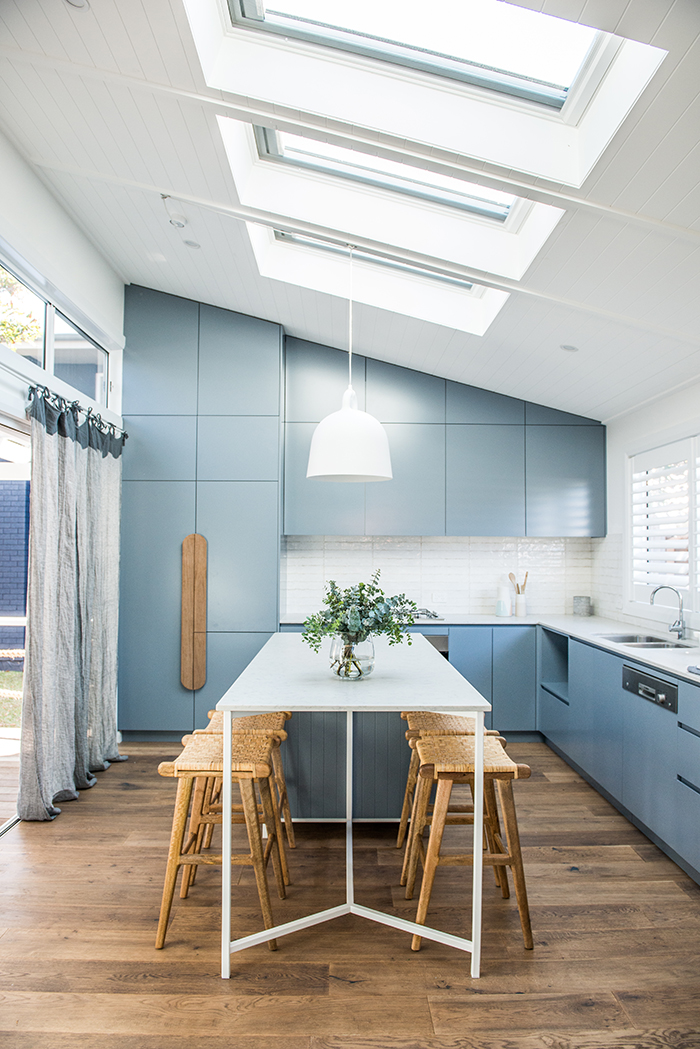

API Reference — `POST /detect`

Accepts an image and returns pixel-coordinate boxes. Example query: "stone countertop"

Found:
[280,613,700,685]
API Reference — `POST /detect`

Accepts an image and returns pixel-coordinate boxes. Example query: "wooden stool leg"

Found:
[496,778,533,950]
[271,745,296,849]
[201,776,218,850]
[484,779,508,896]
[259,776,287,899]
[396,747,420,849]
[402,771,432,894]
[239,777,278,951]
[156,776,194,949]
[180,775,207,898]
[411,776,453,951]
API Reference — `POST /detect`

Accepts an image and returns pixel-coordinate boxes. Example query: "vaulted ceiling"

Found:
[0,0,699,422]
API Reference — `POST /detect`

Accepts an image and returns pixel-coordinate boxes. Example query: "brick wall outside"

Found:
[0,479,30,617]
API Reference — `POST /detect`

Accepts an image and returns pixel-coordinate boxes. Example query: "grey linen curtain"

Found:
[18,386,127,821]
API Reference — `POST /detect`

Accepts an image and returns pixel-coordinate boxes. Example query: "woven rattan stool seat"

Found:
[404,733,532,952]
[205,710,291,735]
[155,733,286,951]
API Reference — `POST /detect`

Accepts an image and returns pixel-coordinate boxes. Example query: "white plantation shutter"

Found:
[631,440,690,599]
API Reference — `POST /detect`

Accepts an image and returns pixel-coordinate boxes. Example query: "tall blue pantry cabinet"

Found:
[118,286,282,736]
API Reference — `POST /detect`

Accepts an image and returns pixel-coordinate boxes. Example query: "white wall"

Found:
[592,377,700,632]
[0,128,124,352]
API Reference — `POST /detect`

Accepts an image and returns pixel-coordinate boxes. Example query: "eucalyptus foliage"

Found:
[302,569,418,651]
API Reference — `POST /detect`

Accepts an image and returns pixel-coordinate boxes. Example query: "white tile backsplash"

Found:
[281,535,594,617]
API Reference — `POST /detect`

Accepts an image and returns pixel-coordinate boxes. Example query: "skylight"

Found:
[257,128,516,219]
[231,0,599,107]
[274,233,475,289]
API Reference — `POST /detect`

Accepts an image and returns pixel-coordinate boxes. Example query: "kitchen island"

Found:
[216,632,491,979]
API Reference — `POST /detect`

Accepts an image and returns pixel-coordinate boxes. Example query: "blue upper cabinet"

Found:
[122,415,197,481]
[197,416,279,481]
[198,305,281,416]
[286,338,366,421]
[446,424,525,536]
[365,424,445,535]
[525,425,606,537]
[447,381,524,424]
[123,286,199,415]
[366,359,445,423]
[281,336,606,538]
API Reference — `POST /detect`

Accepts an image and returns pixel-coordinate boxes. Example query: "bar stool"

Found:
[202,709,296,849]
[155,732,286,950]
[404,733,533,951]
[396,711,502,849]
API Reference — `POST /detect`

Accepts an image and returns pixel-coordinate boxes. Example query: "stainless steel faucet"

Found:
[650,585,687,639]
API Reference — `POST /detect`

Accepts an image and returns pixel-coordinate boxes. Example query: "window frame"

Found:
[254,126,516,220]
[0,261,111,409]
[229,0,603,109]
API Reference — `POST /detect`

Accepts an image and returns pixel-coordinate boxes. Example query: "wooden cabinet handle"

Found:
[181,533,207,690]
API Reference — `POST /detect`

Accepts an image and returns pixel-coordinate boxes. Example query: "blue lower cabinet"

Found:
[492,626,536,731]
[118,480,196,732]
[449,627,493,727]
[192,632,272,727]
[353,712,411,818]
[284,712,347,819]
[538,686,571,749]
[567,641,623,799]
[621,668,678,841]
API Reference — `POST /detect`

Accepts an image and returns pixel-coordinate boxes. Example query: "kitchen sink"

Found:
[594,633,695,649]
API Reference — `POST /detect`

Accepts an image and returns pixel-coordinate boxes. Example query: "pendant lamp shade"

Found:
[305,244,393,483]
[306,386,393,482]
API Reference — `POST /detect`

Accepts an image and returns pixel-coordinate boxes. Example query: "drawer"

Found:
[678,680,700,735]
[677,720,700,791]
[674,775,700,875]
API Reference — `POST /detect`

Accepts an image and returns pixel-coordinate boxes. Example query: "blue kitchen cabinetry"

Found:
[537,627,570,749]
[567,640,623,799]
[675,681,700,874]
[283,338,606,537]
[525,423,606,537]
[448,625,536,732]
[119,286,282,735]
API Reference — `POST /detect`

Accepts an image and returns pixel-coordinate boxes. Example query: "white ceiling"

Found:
[0,0,699,422]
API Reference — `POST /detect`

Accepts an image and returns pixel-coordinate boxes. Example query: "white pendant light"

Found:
[306,247,392,483]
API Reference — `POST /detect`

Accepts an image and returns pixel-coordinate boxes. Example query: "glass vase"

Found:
[329,636,375,680]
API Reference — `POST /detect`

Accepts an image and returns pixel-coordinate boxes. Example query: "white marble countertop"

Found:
[280,613,700,685]
[217,632,490,713]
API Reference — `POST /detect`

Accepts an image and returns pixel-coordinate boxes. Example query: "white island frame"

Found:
[216,632,490,978]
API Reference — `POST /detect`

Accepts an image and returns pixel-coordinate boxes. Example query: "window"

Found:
[632,441,690,603]
[231,0,600,107]
[273,232,475,289]
[0,262,109,407]
[257,128,516,219]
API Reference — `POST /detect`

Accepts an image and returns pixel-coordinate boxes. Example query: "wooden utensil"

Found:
[521,571,528,592]
[509,572,518,593]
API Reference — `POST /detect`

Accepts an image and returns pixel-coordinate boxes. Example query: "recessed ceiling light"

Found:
[560,344,579,352]
[184,240,201,249]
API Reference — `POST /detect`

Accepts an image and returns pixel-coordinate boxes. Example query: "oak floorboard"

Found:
[0,742,699,1046]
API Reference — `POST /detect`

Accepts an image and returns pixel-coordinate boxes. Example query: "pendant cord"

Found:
[348,244,353,390]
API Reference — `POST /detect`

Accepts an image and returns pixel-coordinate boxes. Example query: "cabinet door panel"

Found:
[284,423,365,535]
[567,641,623,798]
[365,424,445,536]
[622,685,677,838]
[366,359,445,423]
[196,481,279,632]
[122,416,197,481]
[197,416,279,481]
[123,286,199,415]
[285,338,366,421]
[492,626,536,731]
[198,305,281,416]
[538,686,571,749]
[119,480,196,731]
[192,632,272,727]
[449,627,493,728]
[525,425,606,537]
[447,381,524,424]
[447,425,525,536]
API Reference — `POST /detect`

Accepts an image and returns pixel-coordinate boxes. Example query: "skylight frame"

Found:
[254,127,515,221]
[228,0,601,109]
[273,232,478,291]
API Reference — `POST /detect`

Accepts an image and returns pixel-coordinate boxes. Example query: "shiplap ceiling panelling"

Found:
[0,0,700,421]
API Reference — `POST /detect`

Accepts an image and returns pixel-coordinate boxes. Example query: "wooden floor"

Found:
[0,740,699,1048]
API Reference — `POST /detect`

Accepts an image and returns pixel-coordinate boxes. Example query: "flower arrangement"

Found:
[301,569,418,652]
